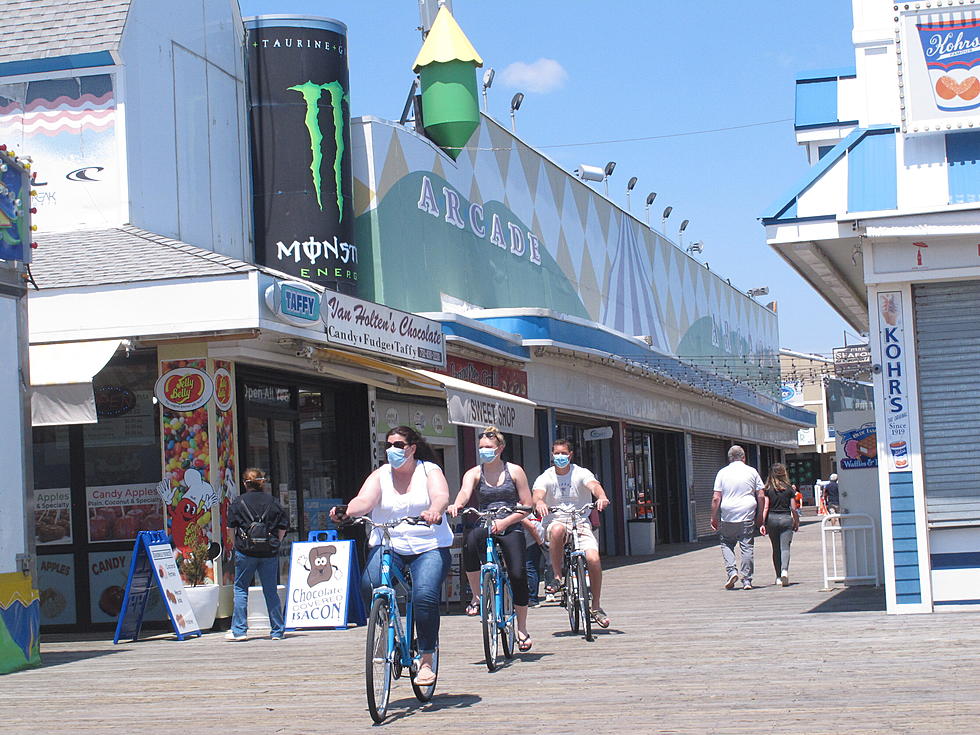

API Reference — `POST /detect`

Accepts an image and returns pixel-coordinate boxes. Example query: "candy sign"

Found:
[213,367,233,411]
[154,368,214,411]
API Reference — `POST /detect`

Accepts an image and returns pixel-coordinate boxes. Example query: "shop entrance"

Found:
[555,419,617,557]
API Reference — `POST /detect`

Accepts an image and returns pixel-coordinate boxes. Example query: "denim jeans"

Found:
[719,519,755,584]
[525,543,543,604]
[361,545,450,654]
[232,551,284,637]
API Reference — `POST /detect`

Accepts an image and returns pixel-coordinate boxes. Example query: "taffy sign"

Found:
[154,368,214,411]
[897,8,980,132]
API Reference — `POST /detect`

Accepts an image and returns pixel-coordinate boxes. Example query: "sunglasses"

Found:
[480,432,500,439]
[385,440,410,449]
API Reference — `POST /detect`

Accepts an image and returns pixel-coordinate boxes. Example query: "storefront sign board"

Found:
[264,281,322,327]
[877,292,914,472]
[445,383,535,437]
[376,398,455,441]
[35,488,72,545]
[322,291,446,368]
[115,531,201,643]
[284,539,364,629]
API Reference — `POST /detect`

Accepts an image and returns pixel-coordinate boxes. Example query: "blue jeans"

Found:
[232,551,284,638]
[361,545,450,654]
[525,543,543,604]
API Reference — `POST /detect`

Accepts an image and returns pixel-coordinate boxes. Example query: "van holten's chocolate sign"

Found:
[322,292,445,368]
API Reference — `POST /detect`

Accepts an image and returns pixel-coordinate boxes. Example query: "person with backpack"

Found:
[226,467,289,641]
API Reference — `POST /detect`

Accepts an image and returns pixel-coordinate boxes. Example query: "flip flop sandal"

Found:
[517,633,533,652]
[544,578,564,595]
[590,608,610,629]
[465,600,480,617]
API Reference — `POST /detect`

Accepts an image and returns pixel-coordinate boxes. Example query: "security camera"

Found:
[872,363,882,375]
[296,344,314,359]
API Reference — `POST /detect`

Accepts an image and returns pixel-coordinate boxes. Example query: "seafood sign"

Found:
[917,17,980,111]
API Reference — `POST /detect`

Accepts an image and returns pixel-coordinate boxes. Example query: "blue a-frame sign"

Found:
[114,530,202,643]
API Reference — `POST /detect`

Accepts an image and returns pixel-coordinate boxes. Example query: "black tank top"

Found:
[477,463,519,510]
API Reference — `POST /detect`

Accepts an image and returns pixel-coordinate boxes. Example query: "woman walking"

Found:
[759,463,799,587]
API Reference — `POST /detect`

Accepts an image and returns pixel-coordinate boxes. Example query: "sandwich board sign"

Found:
[114,530,201,642]
[284,531,365,629]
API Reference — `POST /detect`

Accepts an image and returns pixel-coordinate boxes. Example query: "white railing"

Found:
[821,513,880,588]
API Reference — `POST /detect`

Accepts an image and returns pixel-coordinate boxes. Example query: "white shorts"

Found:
[547,518,599,553]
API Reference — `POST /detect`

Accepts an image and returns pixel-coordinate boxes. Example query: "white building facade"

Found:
[764,0,980,613]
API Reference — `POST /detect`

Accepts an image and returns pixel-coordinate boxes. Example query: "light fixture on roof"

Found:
[626,176,638,211]
[686,241,704,255]
[678,218,690,247]
[747,286,769,298]
[601,161,616,196]
[661,205,672,231]
[510,92,524,133]
[644,192,657,226]
[482,67,495,112]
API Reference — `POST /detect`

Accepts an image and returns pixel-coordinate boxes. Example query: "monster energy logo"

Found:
[288,80,348,219]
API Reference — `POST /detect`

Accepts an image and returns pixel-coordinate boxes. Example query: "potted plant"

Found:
[177,528,220,631]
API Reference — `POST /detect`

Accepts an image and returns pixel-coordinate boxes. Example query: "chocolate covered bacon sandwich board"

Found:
[114,530,201,643]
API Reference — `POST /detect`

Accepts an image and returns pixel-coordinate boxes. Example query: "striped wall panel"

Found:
[889,472,921,604]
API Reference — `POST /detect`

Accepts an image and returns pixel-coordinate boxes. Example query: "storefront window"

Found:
[299,389,340,533]
[33,427,72,546]
[83,359,164,544]
[625,430,656,522]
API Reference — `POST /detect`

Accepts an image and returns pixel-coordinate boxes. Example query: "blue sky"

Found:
[239,0,858,356]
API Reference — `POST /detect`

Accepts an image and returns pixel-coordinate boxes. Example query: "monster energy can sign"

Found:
[245,16,357,293]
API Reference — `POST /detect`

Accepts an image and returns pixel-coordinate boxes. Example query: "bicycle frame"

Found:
[464,507,518,632]
[550,502,596,640]
[374,534,416,671]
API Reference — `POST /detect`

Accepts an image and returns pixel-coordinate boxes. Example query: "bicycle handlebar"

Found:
[547,501,597,516]
[342,514,431,530]
[461,505,532,519]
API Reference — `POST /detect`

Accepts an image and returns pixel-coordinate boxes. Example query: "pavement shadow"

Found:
[382,692,482,723]
[805,586,886,614]
[35,648,123,669]
[551,628,624,638]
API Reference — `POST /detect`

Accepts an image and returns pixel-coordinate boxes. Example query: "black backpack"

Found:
[237,500,279,554]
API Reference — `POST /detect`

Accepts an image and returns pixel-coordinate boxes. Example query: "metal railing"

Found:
[821,513,880,588]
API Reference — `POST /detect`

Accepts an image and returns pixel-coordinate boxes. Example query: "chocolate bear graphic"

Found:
[307,545,338,587]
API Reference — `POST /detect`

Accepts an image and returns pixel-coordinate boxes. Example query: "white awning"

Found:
[415,369,537,437]
[29,339,121,426]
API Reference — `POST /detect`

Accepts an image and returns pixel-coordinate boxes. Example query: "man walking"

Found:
[226,467,289,640]
[710,446,764,590]
[823,473,840,514]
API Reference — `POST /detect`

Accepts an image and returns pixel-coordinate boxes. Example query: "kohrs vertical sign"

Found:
[245,16,357,293]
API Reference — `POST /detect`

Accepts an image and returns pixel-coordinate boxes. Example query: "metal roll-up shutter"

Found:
[913,281,980,526]
[690,436,728,537]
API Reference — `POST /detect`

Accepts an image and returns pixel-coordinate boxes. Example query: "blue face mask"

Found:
[387,447,408,468]
[478,447,498,464]
[553,454,571,469]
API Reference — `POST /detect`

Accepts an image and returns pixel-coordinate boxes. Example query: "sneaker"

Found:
[742,582,753,590]
[776,577,783,586]
[725,573,739,589]
[270,633,285,640]
[224,632,247,641]
[780,571,789,587]
[545,592,555,603]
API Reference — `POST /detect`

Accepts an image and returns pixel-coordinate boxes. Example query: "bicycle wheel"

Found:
[500,578,516,659]
[575,555,593,642]
[410,631,439,702]
[565,553,580,634]
[481,571,499,671]
[365,596,393,723]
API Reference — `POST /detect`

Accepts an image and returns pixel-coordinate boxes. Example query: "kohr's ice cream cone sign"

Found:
[917,17,980,112]
[877,293,913,472]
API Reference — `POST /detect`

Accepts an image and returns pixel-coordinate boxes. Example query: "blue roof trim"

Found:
[761,214,835,226]
[761,126,898,222]
[439,320,529,360]
[796,66,857,82]
[794,119,860,132]
[0,51,116,78]
[473,315,816,426]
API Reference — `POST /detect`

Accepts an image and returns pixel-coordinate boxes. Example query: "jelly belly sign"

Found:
[878,292,913,472]
[899,9,980,132]
[154,368,214,411]
[323,292,446,368]
[284,540,359,629]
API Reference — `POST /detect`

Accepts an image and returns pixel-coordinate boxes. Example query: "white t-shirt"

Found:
[370,461,453,554]
[713,461,763,523]
[533,465,596,524]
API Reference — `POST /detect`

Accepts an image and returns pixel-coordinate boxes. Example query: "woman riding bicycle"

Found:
[330,425,451,686]
[447,426,534,652]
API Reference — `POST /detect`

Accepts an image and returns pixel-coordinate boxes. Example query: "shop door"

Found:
[690,436,728,538]
[245,414,298,579]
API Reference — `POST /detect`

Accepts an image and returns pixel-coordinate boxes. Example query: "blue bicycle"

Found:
[550,502,597,642]
[346,514,439,723]
[463,505,529,672]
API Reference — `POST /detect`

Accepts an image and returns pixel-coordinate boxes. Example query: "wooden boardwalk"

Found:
[5,514,980,734]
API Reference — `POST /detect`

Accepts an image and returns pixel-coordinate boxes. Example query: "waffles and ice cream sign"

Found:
[898,8,980,132]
